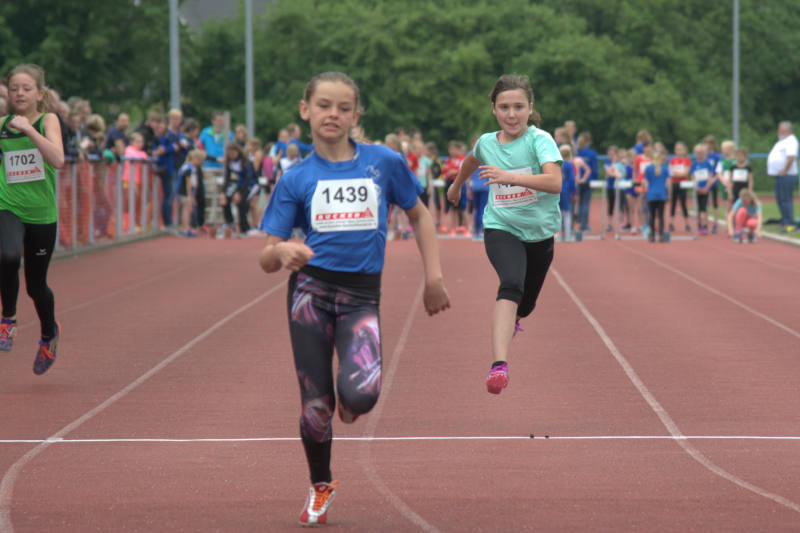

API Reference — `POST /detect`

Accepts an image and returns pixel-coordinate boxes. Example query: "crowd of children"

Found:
[554,128,761,243]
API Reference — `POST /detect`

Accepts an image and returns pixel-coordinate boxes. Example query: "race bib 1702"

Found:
[311,178,379,232]
[491,167,537,208]
[4,148,45,184]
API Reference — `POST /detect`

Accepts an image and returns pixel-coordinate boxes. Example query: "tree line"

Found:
[2,0,798,153]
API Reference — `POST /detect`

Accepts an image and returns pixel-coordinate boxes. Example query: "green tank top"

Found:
[0,114,58,224]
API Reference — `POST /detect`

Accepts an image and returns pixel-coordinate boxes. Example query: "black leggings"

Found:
[222,193,250,233]
[648,200,665,236]
[484,229,554,318]
[0,210,57,338]
[670,182,689,218]
[288,267,382,483]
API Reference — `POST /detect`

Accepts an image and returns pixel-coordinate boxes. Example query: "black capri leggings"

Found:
[484,229,554,318]
[0,210,57,338]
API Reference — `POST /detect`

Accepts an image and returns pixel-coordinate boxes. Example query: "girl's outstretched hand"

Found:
[423,278,450,316]
[479,165,512,186]
[276,241,314,272]
[446,182,461,206]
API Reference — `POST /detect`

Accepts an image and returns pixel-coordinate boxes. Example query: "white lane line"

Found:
[620,244,800,341]
[0,435,798,444]
[552,268,800,514]
[0,280,287,533]
[358,278,441,533]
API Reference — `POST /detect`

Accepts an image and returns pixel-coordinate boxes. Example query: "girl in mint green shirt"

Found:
[447,74,562,395]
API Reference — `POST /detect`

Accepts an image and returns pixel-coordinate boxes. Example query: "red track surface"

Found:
[1,213,799,532]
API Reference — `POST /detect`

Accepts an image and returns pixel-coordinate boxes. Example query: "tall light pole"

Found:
[732,0,740,146]
[169,0,180,110]
[245,0,255,136]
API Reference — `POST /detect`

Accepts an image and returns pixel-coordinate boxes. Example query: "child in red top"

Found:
[442,140,467,235]
[629,140,653,234]
[668,141,691,232]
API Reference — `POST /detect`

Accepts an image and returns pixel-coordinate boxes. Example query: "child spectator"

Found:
[716,139,737,211]
[603,145,620,232]
[177,149,206,237]
[234,123,248,148]
[221,142,257,236]
[631,141,654,234]
[614,147,629,229]
[414,140,432,211]
[287,122,313,156]
[668,141,692,232]
[644,150,669,242]
[730,147,753,202]
[576,132,598,232]
[442,140,467,235]
[704,135,722,233]
[270,128,290,165]
[245,137,264,234]
[277,142,302,181]
[559,144,577,241]
[426,141,444,230]
[122,132,148,232]
[152,114,177,228]
[468,136,490,241]
[726,189,762,243]
[690,143,716,235]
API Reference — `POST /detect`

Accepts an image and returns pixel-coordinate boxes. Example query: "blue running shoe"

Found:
[34,322,60,375]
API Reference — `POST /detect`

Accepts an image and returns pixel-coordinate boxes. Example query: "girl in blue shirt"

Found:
[690,143,717,235]
[258,72,450,527]
[446,74,562,395]
[643,150,670,242]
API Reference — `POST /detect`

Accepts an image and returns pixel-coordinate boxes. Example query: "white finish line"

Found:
[1,435,798,444]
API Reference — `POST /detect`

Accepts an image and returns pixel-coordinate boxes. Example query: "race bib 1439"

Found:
[311,178,379,232]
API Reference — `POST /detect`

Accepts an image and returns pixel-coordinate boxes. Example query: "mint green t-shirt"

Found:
[473,125,563,242]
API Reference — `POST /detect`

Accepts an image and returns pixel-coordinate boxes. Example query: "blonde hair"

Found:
[5,63,54,114]
[738,188,759,205]
[720,140,736,153]
[167,108,183,120]
[559,144,573,160]
[188,149,206,162]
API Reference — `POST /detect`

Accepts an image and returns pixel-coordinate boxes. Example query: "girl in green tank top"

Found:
[0,63,64,375]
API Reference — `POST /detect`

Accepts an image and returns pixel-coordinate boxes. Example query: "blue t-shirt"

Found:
[690,159,715,190]
[155,130,176,171]
[469,152,489,193]
[560,160,576,210]
[731,198,761,216]
[198,127,234,169]
[644,164,669,201]
[577,146,598,190]
[706,151,721,188]
[260,141,422,274]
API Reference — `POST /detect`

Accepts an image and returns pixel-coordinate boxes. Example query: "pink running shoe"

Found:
[513,320,523,337]
[486,361,509,395]
[299,480,338,527]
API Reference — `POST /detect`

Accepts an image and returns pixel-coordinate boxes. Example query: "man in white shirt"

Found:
[767,121,799,232]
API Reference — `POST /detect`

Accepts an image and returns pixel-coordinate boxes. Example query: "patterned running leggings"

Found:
[288,267,382,483]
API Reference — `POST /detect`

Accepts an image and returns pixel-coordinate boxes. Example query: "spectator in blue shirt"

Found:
[198,111,233,169]
[576,131,598,232]
[559,144,577,241]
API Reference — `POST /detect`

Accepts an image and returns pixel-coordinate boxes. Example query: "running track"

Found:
[0,218,798,532]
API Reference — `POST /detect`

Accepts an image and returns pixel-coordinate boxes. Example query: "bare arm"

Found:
[8,113,64,168]
[259,233,314,273]
[405,201,450,316]
[480,161,562,194]
[781,156,796,176]
[446,153,480,206]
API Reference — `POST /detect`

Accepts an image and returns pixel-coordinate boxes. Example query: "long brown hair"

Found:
[5,63,54,114]
[489,74,541,127]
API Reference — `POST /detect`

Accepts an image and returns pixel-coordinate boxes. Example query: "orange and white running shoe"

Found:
[299,480,338,527]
